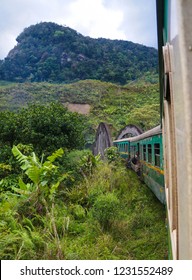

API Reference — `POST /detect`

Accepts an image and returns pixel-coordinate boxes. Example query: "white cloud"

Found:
[66,0,126,40]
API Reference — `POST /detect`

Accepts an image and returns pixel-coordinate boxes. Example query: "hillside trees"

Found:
[127,104,160,130]
[0,22,158,84]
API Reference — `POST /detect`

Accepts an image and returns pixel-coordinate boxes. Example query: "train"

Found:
[113,125,165,205]
[113,0,192,260]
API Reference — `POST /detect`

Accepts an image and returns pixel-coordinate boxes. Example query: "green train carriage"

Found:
[113,125,165,204]
[113,139,130,159]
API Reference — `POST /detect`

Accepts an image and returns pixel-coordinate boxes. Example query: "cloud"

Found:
[103,0,157,47]
[0,0,71,58]
[120,0,157,47]
[66,0,126,40]
[0,0,157,59]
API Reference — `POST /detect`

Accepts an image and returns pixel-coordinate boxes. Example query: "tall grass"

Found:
[0,149,167,259]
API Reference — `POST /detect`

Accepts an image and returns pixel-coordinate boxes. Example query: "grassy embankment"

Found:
[0,152,167,260]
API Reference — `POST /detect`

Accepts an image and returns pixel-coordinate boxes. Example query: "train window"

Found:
[137,143,140,157]
[125,143,128,152]
[155,144,160,167]
[148,144,152,163]
[143,145,146,161]
[130,146,134,157]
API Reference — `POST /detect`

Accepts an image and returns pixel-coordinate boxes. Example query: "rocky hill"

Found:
[0,22,158,84]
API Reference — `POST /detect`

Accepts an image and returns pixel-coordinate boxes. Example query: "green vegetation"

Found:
[0,103,86,155]
[0,103,87,191]
[0,22,158,84]
[0,23,165,259]
[0,79,160,136]
[0,147,167,260]
[0,86,166,259]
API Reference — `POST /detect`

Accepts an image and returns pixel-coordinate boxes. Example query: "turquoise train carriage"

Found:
[113,125,165,204]
[113,139,130,159]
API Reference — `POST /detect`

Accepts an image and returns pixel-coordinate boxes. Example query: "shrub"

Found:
[104,146,121,163]
[0,103,86,156]
[91,192,120,230]
[69,204,86,220]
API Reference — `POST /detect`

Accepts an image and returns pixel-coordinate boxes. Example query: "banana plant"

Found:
[11,145,69,259]
[12,145,68,201]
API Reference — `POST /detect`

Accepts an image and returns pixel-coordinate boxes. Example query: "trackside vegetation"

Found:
[0,145,167,260]
[0,81,167,260]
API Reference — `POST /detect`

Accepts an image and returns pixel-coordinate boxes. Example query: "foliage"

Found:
[79,152,101,177]
[104,146,121,163]
[61,149,90,187]
[91,192,120,230]
[11,145,66,201]
[0,103,86,158]
[0,22,158,84]
[66,162,167,259]
[0,80,160,144]
[0,149,167,259]
[1,146,69,259]
[128,104,160,130]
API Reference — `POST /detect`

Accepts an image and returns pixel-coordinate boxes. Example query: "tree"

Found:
[127,104,160,130]
[0,22,158,84]
[0,103,86,157]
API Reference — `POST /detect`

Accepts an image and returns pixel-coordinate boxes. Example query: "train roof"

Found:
[113,125,161,143]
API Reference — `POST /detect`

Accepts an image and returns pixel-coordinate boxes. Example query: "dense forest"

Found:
[0,22,158,84]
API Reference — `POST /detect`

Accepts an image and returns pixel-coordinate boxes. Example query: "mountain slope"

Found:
[0,79,160,133]
[0,22,158,84]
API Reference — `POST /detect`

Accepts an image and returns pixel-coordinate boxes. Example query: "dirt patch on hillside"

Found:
[66,103,91,115]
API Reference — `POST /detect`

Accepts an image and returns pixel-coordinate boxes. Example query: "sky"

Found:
[0,0,157,60]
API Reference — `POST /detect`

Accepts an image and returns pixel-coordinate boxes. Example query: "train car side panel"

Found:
[114,140,130,159]
[136,134,165,204]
